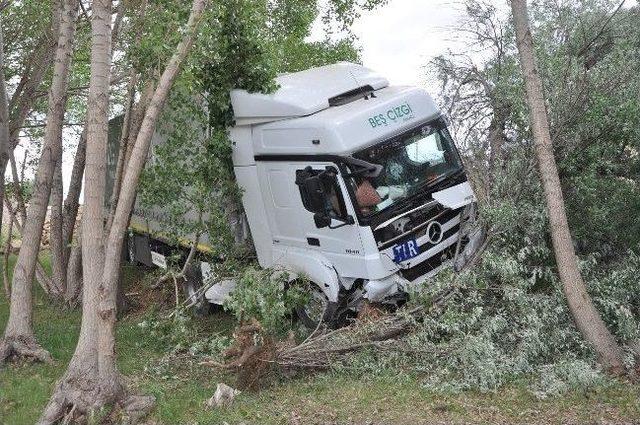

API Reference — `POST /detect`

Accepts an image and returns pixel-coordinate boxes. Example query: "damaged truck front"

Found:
[113,62,484,327]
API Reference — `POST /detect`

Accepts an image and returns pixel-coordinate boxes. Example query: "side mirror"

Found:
[296,167,329,214]
[302,175,326,213]
[313,213,331,229]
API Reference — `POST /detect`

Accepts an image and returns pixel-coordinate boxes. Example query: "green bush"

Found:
[223,267,310,334]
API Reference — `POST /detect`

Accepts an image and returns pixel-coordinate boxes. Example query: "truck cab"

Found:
[226,62,483,326]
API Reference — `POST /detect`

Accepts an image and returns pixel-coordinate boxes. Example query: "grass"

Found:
[0,255,639,424]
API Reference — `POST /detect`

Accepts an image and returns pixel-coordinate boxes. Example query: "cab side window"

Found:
[296,167,348,220]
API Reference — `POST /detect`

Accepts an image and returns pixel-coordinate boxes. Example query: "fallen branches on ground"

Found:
[204,287,456,389]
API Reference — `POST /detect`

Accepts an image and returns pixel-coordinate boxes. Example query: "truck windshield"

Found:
[351,121,462,216]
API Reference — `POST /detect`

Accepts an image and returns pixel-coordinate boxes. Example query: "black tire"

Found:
[126,233,137,265]
[295,283,338,330]
[182,263,212,316]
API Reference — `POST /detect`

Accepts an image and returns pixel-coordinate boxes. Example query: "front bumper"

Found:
[363,202,484,302]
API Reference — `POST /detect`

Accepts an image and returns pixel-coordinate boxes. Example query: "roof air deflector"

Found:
[328,85,375,107]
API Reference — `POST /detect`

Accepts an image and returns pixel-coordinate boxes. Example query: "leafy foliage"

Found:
[224,267,309,334]
[356,0,640,396]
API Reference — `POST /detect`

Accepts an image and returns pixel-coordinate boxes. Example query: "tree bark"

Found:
[62,127,86,263]
[83,0,124,402]
[3,198,13,300]
[50,161,65,293]
[510,0,626,374]
[0,21,10,237]
[0,0,77,364]
[64,229,83,306]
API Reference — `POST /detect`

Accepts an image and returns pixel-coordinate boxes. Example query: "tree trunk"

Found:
[510,0,626,374]
[0,22,10,237]
[64,229,83,306]
[106,72,137,232]
[487,106,507,174]
[82,0,124,402]
[62,127,86,264]
[124,79,155,169]
[105,0,147,234]
[8,150,56,293]
[50,161,66,294]
[0,17,62,234]
[0,0,77,364]
[3,198,14,300]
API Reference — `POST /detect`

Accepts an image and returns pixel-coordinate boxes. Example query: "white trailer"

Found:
[117,62,484,326]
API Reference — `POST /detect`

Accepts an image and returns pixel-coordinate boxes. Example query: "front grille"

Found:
[400,243,457,282]
[416,222,460,252]
[377,206,463,250]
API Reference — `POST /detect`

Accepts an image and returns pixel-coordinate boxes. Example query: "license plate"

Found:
[392,238,420,263]
[150,251,167,269]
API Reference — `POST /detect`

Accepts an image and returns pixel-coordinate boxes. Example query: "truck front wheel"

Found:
[183,264,212,316]
[295,283,338,330]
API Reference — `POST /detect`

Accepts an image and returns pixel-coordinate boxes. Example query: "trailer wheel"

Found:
[295,283,338,330]
[183,263,211,316]
[126,233,137,264]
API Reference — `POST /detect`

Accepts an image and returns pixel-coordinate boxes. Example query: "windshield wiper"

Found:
[413,167,464,195]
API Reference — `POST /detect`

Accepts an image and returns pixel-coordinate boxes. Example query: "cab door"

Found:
[258,161,364,276]
[294,162,366,277]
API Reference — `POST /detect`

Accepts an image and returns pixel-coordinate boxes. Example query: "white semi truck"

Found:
[115,62,484,327]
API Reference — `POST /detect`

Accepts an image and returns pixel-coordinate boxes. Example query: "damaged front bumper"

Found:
[363,201,485,303]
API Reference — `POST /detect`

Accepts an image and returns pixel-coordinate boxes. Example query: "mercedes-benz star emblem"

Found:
[426,221,443,244]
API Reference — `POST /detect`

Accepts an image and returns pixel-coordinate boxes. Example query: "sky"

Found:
[347,0,467,89]
[322,0,638,88]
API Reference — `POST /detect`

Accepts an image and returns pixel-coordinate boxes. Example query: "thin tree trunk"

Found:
[487,106,507,174]
[0,19,62,234]
[105,0,147,234]
[82,0,123,403]
[510,0,626,374]
[0,0,77,364]
[50,161,65,293]
[61,127,86,264]
[0,21,10,237]
[106,72,137,232]
[3,198,13,300]
[124,79,155,169]
[8,149,55,293]
[64,229,83,306]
